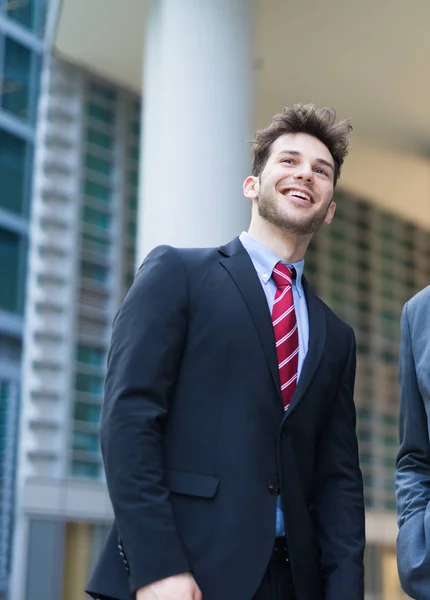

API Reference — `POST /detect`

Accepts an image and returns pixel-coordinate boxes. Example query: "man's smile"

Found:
[278,186,314,204]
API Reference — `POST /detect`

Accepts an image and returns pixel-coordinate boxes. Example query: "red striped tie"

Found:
[271,262,299,410]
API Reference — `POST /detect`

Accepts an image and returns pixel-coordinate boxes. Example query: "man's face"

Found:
[249,133,336,236]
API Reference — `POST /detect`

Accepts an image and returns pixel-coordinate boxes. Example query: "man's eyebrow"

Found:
[315,158,334,171]
[277,149,334,171]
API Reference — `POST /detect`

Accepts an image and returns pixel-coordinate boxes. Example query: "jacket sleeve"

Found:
[395,302,430,599]
[100,245,191,594]
[313,327,365,600]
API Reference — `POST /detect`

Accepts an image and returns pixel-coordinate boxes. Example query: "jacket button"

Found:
[268,482,280,495]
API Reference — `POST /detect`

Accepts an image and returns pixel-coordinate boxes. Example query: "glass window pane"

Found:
[82,231,110,253]
[85,154,112,177]
[2,37,32,121]
[3,0,44,33]
[0,130,28,215]
[82,207,111,229]
[86,128,114,151]
[74,402,101,424]
[72,431,99,453]
[129,169,138,187]
[0,380,9,488]
[0,382,10,402]
[359,452,373,465]
[125,246,135,264]
[77,345,104,367]
[128,193,137,212]
[131,99,141,117]
[75,373,103,395]
[127,220,136,238]
[129,120,140,137]
[84,180,112,203]
[0,228,21,313]
[80,261,108,283]
[71,460,100,478]
[87,102,115,125]
[358,429,371,443]
[357,408,372,421]
[129,144,140,162]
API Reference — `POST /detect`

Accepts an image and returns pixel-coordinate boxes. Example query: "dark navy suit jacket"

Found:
[87,237,365,600]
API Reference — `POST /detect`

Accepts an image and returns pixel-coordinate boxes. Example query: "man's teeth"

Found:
[285,190,311,202]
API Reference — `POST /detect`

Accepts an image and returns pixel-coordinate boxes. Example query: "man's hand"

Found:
[136,573,202,600]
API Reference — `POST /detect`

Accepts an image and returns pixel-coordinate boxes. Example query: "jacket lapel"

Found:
[219,238,327,416]
[219,238,282,401]
[283,277,326,422]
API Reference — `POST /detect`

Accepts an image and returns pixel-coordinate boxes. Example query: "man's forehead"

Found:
[270,133,334,165]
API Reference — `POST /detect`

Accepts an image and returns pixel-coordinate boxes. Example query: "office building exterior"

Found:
[0,2,46,597]
[11,53,140,600]
[9,1,430,599]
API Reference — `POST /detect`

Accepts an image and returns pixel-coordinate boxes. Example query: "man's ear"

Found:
[324,200,336,225]
[243,176,259,200]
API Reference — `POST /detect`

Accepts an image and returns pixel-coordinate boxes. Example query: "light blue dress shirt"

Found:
[239,231,309,536]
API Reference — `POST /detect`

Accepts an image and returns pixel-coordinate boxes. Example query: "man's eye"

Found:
[282,158,294,164]
[316,168,328,176]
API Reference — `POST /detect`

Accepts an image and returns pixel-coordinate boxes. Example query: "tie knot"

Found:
[272,262,295,289]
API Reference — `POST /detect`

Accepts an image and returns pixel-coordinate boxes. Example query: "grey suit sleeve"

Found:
[396,302,430,599]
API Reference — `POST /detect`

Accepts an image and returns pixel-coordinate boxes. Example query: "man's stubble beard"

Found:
[257,188,333,236]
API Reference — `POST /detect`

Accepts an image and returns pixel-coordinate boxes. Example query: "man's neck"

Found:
[247,221,311,264]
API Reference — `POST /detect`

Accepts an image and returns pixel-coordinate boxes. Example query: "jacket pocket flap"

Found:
[165,469,220,498]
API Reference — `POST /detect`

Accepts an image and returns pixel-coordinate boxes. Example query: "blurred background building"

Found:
[0,0,428,599]
[0,1,47,597]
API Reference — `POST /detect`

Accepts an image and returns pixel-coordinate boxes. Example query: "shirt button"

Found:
[268,482,280,495]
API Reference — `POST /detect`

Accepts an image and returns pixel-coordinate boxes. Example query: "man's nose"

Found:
[293,165,314,183]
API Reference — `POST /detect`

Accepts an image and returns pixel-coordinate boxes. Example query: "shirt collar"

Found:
[239,231,305,290]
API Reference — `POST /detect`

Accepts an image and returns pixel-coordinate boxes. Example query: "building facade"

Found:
[10,54,140,600]
[0,2,46,597]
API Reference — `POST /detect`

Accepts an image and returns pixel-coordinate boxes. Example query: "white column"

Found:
[138,0,254,260]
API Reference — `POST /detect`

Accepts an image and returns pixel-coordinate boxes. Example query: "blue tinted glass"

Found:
[85,154,112,177]
[0,129,28,215]
[87,102,115,125]
[77,345,104,366]
[72,431,99,453]
[129,169,138,187]
[0,382,8,492]
[75,373,104,395]
[74,402,101,424]
[4,0,45,34]
[0,228,21,313]
[71,460,100,478]
[82,207,111,229]
[80,261,108,283]
[2,37,32,121]
[84,180,112,203]
[82,231,110,253]
[127,221,136,238]
[86,128,113,150]
[128,194,137,212]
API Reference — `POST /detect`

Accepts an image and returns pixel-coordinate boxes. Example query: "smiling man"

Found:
[87,104,365,600]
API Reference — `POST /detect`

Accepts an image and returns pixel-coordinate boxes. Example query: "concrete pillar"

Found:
[138,0,254,260]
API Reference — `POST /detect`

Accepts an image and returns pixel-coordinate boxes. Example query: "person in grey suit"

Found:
[396,285,430,599]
